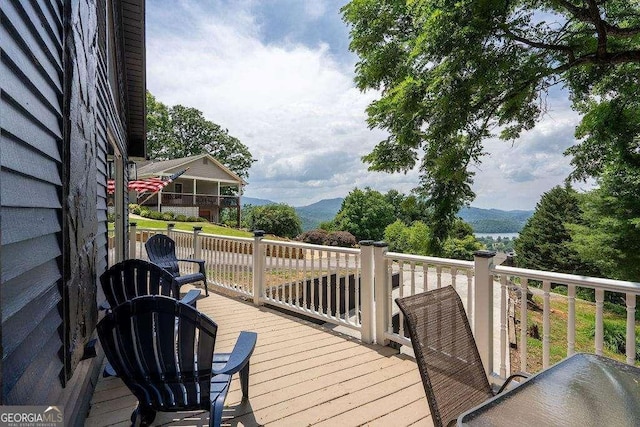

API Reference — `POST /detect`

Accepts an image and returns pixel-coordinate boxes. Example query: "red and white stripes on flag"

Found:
[107,168,188,196]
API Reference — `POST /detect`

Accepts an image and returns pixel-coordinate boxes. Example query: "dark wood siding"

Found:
[1,0,65,404]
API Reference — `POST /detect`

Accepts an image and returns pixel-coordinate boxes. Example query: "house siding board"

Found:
[1,207,61,246]
[1,4,63,88]
[1,261,61,322]
[5,331,64,405]
[0,97,61,160]
[0,0,88,413]
[3,287,61,368]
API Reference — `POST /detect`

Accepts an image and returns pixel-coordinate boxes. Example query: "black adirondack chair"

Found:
[97,295,257,427]
[145,234,209,296]
[100,259,200,309]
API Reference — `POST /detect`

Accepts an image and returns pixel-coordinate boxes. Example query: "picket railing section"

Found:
[491,264,640,373]
[258,238,362,330]
[107,224,640,379]
[200,234,254,296]
[379,245,475,348]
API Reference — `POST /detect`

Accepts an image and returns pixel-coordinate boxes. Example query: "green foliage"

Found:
[592,321,640,360]
[161,212,175,221]
[567,164,640,281]
[148,211,163,220]
[477,236,515,253]
[175,214,187,222]
[442,235,483,261]
[342,0,640,254]
[515,186,595,275]
[243,204,302,238]
[129,204,141,215]
[333,188,396,241]
[146,91,255,179]
[384,220,431,256]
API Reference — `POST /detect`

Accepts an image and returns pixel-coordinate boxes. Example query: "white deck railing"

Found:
[110,224,640,380]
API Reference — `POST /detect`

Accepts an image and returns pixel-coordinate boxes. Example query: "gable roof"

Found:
[137,153,247,185]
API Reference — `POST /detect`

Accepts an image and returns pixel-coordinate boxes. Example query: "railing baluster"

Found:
[436,266,442,288]
[542,280,551,369]
[626,293,636,365]
[499,275,507,379]
[520,276,528,372]
[451,267,457,291]
[595,288,604,356]
[410,262,416,296]
[567,285,576,356]
[466,269,473,329]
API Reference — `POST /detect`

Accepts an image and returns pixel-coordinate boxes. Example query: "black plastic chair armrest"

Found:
[180,289,201,307]
[212,331,257,376]
[177,258,207,277]
[496,372,530,394]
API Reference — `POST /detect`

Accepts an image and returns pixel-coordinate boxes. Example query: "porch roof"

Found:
[137,154,247,185]
[86,286,430,426]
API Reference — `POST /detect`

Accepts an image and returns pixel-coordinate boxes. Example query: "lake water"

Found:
[474,232,519,239]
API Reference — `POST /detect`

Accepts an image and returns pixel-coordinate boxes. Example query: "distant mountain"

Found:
[458,207,533,233]
[240,196,532,233]
[241,196,343,231]
[295,198,344,231]
[241,196,277,206]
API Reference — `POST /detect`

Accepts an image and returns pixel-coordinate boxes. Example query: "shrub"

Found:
[139,208,151,218]
[187,216,199,222]
[175,214,187,222]
[161,212,174,221]
[296,229,329,245]
[197,217,208,222]
[129,203,141,215]
[326,231,357,248]
[107,212,115,223]
[148,211,163,220]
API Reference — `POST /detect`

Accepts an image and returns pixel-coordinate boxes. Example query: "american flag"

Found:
[107,168,188,195]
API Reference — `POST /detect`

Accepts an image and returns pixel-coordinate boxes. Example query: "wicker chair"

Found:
[145,233,208,296]
[396,286,527,427]
[97,295,257,427]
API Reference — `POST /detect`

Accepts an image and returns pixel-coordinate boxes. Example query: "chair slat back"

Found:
[100,259,176,308]
[97,295,218,411]
[396,286,493,427]
[145,234,181,276]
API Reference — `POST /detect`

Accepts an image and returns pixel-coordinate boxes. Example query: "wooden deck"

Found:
[86,287,432,426]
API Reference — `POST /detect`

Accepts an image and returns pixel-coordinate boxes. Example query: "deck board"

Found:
[86,287,430,426]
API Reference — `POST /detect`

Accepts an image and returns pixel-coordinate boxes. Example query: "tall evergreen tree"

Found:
[515,186,594,275]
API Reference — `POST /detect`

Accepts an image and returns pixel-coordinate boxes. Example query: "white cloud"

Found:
[147,1,584,210]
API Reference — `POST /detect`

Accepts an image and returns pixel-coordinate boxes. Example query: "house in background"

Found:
[135,153,246,223]
[1,0,144,424]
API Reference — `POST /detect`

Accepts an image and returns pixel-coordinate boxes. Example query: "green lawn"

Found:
[518,292,639,372]
[109,216,253,238]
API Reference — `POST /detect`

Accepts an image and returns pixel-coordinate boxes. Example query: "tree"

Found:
[146,91,255,179]
[342,0,640,253]
[333,187,395,241]
[384,220,431,255]
[242,204,302,239]
[514,186,593,275]
[567,165,640,282]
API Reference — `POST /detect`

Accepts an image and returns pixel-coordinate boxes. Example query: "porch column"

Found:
[374,242,389,345]
[359,240,374,344]
[252,230,265,305]
[474,250,496,377]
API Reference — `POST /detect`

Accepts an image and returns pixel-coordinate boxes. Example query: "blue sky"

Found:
[145,0,586,210]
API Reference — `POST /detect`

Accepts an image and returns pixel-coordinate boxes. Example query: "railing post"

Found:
[167,222,175,232]
[359,241,374,344]
[128,222,137,259]
[374,241,389,345]
[474,250,496,377]
[253,230,265,306]
[193,226,202,260]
